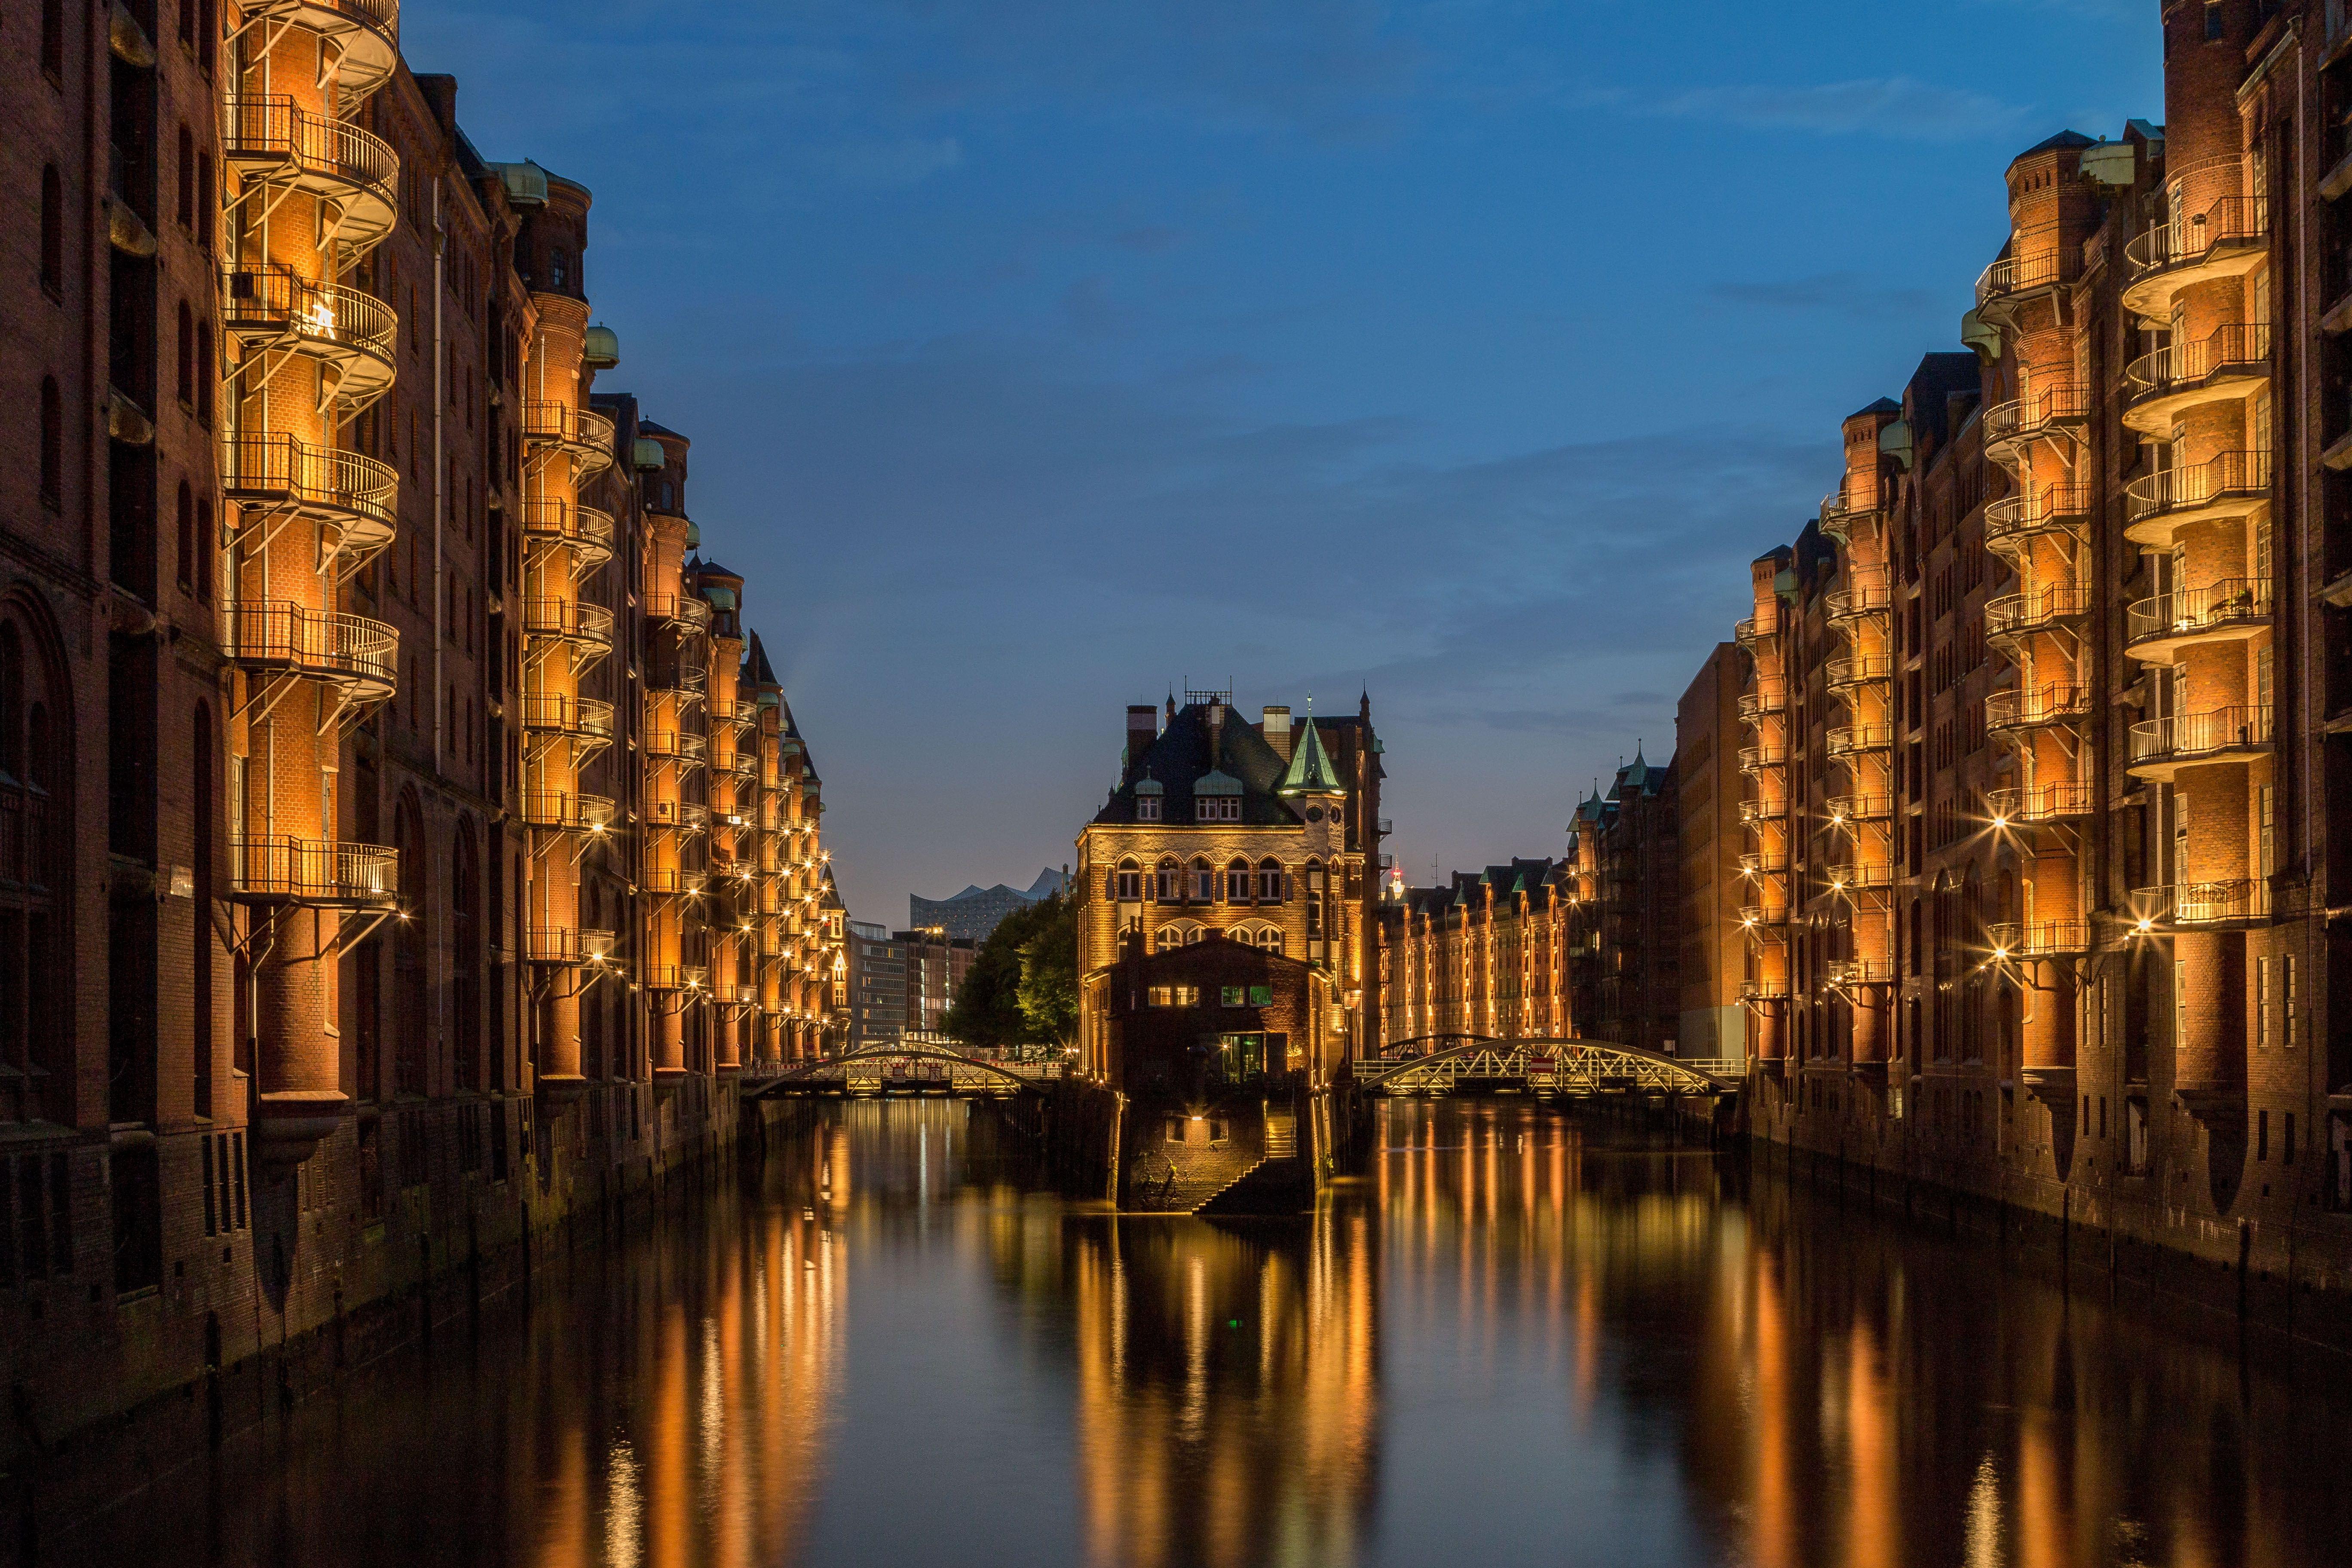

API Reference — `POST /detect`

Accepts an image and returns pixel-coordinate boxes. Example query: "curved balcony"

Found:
[644,727,709,769]
[2124,577,2272,662]
[1984,385,2090,466]
[645,592,715,634]
[2123,449,2271,546]
[1738,796,1787,824]
[1986,920,2090,961]
[1828,958,1897,988]
[1738,741,1787,772]
[520,790,617,834]
[220,96,398,254]
[526,926,616,967]
[220,433,398,566]
[1983,486,2091,557]
[1825,792,1894,824]
[241,0,403,100]
[1740,847,1789,876]
[1741,976,1792,1002]
[1734,616,1779,652]
[224,601,396,703]
[1824,570,1892,627]
[229,835,397,909]
[521,691,615,750]
[714,747,758,781]
[522,597,615,659]
[643,964,710,994]
[1985,581,2090,643]
[1986,684,2091,737]
[644,686,706,729]
[1987,781,2095,825]
[1819,478,1882,541]
[2167,877,2272,929]
[1975,247,2076,317]
[521,401,617,475]
[647,800,710,836]
[1825,655,1892,692]
[1737,681,1788,723]
[521,499,616,572]
[1826,723,1893,759]
[2121,195,2268,322]
[1828,858,1896,891]
[219,266,397,413]
[2123,323,2271,437]
[641,868,710,899]
[1739,903,1791,934]
[2127,704,2273,780]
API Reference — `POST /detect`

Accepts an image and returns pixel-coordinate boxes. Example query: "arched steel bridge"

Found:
[743,1042,1049,1099]
[1363,1036,1740,1097]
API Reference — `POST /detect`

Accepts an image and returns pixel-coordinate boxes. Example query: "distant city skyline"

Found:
[403,0,2160,921]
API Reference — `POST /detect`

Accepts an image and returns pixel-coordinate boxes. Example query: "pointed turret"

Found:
[1277,715,1345,796]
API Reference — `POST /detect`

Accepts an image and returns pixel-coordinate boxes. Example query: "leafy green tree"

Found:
[1015,893,1078,1047]
[944,891,1078,1052]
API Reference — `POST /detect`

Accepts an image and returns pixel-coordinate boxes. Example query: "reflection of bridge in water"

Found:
[744,1042,1055,1099]
[1364,1036,1741,1099]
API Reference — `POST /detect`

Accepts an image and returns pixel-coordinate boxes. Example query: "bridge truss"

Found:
[744,1042,1045,1099]
[1362,1036,1737,1097]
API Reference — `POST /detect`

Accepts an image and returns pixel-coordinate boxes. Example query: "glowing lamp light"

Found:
[1991,814,2009,830]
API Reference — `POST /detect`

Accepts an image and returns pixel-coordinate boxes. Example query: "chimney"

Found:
[1261,706,1293,763]
[1125,705,1156,778]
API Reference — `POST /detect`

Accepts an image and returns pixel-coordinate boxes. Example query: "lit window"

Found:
[1116,860,1141,900]
[1156,859,1179,901]
[1225,860,1251,901]
[1174,985,1199,1007]
[1192,859,1214,900]
[1256,928,1284,954]
[1196,795,1240,823]
[1148,985,1174,1007]
[1257,860,1283,901]
[1248,985,1272,1006]
[1221,986,1244,1008]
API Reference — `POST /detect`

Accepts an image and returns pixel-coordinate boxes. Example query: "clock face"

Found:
[1305,807,1323,822]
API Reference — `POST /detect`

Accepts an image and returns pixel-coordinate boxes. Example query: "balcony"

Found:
[220,433,398,566]
[2121,195,2268,322]
[1737,682,1789,722]
[522,597,615,659]
[1741,976,1792,1002]
[1987,781,2096,825]
[521,691,615,749]
[1824,569,1892,626]
[1739,796,1786,824]
[1985,684,2091,737]
[220,96,398,254]
[643,964,710,994]
[647,800,709,836]
[1825,723,1893,758]
[224,601,396,703]
[2123,449,2272,545]
[644,682,705,720]
[1974,247,2077,317]
[521,401,617,475]
[229,835,397,909]
[1824,792,1894,824]
[521,499,616,572]
[526,927,616,966]
[1984,385,2090,465]
[1740,848,1789,876]
[645,727,709,769]
[1985,581,2091,643]
[1986,920,2091,960]
[520,790,617,834]
[1734,615,1780,652]
[2127,704,2273,780]
[641,868,709,898]
[1827,861,1895,893]
[1739,901,1791,933]
[1819,478,1882,540]
[219,266,397,413]
[2123,323,2271,436]
[1983,486,2091,556]
[241,1,402,99]
[645,592,715,633]
[1828,958,1897,987]
[1825,655,1892,692]
[1738,741,1787,772]
[2167,877,2272,928]
[2124,577,2272,662]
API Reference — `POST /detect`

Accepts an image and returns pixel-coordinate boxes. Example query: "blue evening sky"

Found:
[407,0,2160,925]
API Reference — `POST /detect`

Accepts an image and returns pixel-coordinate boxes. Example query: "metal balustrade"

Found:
[2122,193,2267,315]
[1987,781,2096,824]
[241,1,403,97]
[220,432,398,539]
[1826,655,1893,691]
[219,266,397,411]
[220,95,399,251]
[521,401,616,472]
[230,835,397,906]
[1986,920,2090,959]
[2169,877,2270,927]
[1984,384,2091,456]
[1825,793,1894,822]
[522,597,615,655]
[2125,323,2271,426]
[520,791,616,833]
[645,592,715,632]
[1975,248,2076,308]
[1824,568,1892,624]
[2125,577,2272,651]
[1985,581,2092,640]
[1985,685,2090,734]
[2128,705,2273,772]
[224,600,397,694]
[1826,723,1893,758]
[1984,486,2092,552]
[2122,449,2271,536]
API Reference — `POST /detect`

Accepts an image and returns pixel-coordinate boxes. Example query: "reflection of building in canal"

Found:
[1053,1213,1379,1568]
[530,1125,845,1568]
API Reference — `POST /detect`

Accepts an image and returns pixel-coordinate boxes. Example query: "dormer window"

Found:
[1137,795,1161,821]
[1197,797,1239,822]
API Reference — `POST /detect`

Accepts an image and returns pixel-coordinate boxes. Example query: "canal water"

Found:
[32,1099,2352,1568]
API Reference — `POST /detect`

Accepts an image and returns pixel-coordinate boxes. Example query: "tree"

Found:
[1014,893,1077,1047]
[944,891,1078,1053]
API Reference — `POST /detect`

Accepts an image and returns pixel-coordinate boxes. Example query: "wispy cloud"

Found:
[1658,76,2030,141]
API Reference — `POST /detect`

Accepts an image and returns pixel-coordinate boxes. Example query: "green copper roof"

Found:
[1195,770,1244,796]
[1277,719,1344,795]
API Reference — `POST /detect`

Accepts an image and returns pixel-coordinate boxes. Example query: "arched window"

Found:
[451,824,481,1093]
[175,483,194,592]
[41,167,63,294]
[1257,858,1283,902]
[177,301,195,406]
[1155,857,1179,902]
[1191,857,1214,901]
[1254,926,1284,955]
[1225,858,1251,903]
[177,124,195,230]
[1115,858,1140,901]
[0,615,72,1124]
[195,322,214,425]
[39,377,61,508]
[41,0,62,81]
[393,796,429,1096]
[194,499,214,604]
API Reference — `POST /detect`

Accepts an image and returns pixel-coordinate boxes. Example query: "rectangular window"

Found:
[1248,985,1272,1006]
[2285,957,2299,1047]
[1173,986,1198,1008]
[2173,959,2187,1050]
[1221,986,1244,1008]
[1136,797,1160,821]
[2256,957,2272,1048]
[2259,786,2275,878]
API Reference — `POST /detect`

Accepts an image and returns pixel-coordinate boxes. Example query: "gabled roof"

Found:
[1278,717,1345,795]
[1849,395,1902,420]
[2017,129,2096,159]
[1093,701,1304,827]
[1195,770,1244,796]
[745,631,780,689]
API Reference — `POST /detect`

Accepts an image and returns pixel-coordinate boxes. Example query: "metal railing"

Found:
[1975,246,2076,307]
[520,791,616,832]
[1985,685,2090,733]
[224,600,397,689]
[522,597,615,652]
[1983,486,2092,550]
[2129,704,2273,767]
[220,95,398,211]
[246,0,401,40]
[2126,322,2272,403]
[1825,792,1894,821]
[1986,920,2090,959]
[1820,477,1881,530]
[219,265,396,362]
[1739,796,1786,823]
[1734,616,1779,649]
[525,927,616,965]
[1740,848,1788,875]
[644,728,708,765]
[1826,655,1892,691]
[1987,781,2095,823]
[1828,861,1895,891]
[2125,577,2272,647]
[1738,682,1789,720]
[521,499,616,551]
[1739,903,1790,929]
[2124,194,2267,279]
[1826,723,1893,757]
[2123,449,2271,524]
[1738,741,1787,770]
[1985,581,2091,639]
[1741,976,1792,1001]
[2170,877,2271,926]
[521,691,614,740]
[645,592,715,632]
[1984,384,2091,448]
[1828,958,1897,986]
[1824,567,1892,623]
[230,835,397,905]
[521,401,616,468]
[220,432,398,532]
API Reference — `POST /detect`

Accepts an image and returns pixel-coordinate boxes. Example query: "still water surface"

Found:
[43,1100,2352,1568]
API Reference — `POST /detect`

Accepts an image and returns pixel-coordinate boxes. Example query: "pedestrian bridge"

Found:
[1363,1036,1740,1097]
[743,1043,1051,1099]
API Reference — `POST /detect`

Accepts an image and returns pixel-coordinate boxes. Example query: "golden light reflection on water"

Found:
[43,1099,2352,1568]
